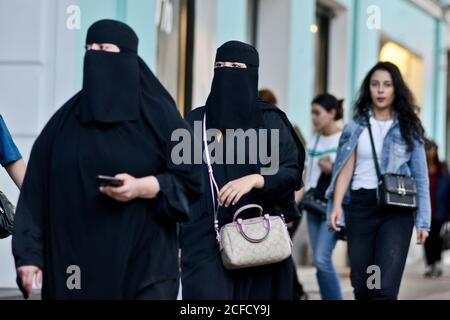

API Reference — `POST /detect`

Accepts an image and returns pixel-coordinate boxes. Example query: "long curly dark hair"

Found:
[354,61,425,150]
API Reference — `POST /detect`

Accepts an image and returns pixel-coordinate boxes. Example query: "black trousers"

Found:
[345,189,414,300]
[424,219,444,266]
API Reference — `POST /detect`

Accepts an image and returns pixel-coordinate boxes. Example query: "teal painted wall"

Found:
[125,0,158,70]
[216,0,248,46]
[336,0,356,122]
[287,0,315,138]
[433,19,448,154]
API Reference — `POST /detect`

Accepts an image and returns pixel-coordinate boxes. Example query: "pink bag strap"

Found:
[232,204,264,221]
[202,114,221,242]
[203,114,284,245]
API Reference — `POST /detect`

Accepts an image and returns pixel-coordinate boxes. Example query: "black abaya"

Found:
[12,20,202,300]
[180,103,304,300]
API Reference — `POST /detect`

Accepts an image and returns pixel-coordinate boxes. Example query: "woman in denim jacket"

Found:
[327,62,430,300]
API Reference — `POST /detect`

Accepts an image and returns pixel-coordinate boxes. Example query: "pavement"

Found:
[1,264,449,300]
[298,264,450,300]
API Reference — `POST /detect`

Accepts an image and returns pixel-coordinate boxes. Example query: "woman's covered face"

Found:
[214,61,247,69]
[86,43,121,53]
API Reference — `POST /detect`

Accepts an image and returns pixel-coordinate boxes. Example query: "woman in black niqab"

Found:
[181,41,305,300]
[12,19,202,300]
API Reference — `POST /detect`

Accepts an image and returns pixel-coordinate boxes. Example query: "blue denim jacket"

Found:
[325,114,431,231]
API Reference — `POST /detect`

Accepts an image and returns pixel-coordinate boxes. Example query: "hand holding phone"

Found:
[97,175,124,187]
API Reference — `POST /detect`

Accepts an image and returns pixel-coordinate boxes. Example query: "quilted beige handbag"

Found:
[219,204,292,269]
[202,114,293,270]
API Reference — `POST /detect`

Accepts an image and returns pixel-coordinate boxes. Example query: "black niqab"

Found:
[79,20,140,123]
[181,42,305,300]
[205,41,264,130]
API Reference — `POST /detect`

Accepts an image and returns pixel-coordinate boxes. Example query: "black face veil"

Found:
[78,19,141,123]
[206,41,264,130]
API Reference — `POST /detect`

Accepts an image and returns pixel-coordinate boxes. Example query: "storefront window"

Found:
[313,5,334,95]
[156,0,194,116]
[379,40,425,109]
[247,0,258,46]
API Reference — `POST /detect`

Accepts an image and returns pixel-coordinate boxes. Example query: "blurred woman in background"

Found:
[423,139,450,278]
[300,93,344,300]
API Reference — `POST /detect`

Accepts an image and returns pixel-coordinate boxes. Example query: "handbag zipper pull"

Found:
[281,213,287,226]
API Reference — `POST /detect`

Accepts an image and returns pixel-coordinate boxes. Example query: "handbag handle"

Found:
[237,214,271,243]
[233,204,264,221]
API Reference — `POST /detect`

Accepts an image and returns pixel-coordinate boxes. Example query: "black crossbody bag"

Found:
[300,135,328,220]
[366,116,418,211]
[0,190,15,239]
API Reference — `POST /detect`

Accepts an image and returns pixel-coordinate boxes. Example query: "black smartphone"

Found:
[96,175,124,187]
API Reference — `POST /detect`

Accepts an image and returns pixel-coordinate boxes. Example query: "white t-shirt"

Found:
[305,131,341,190]
[351,117,393,190]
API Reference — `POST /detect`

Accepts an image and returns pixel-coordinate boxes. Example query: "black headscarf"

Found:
[205,41,264,130]
[78,19,141,123]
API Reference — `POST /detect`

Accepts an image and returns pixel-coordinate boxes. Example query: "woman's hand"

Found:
[318,156,333,175]
[329,206,343,232]
[329,150,355,233]
[416,230,429,245]
[218,174,264,207]
[16,265,42,298]
[99,174,160,202]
